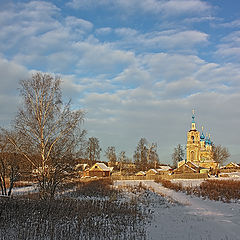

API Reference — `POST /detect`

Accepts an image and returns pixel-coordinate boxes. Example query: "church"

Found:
[178,111,218,170]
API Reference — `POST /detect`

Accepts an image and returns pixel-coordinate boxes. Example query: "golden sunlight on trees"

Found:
[7,72,86,199]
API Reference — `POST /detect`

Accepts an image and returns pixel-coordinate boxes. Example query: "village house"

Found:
[84,163,111,177]
[220,162,240,173]
[174,161,200,174]
[146,169,159,176]
[157,165,172,175]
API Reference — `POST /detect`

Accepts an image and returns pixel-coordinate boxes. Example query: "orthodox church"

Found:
[178,111,218,170]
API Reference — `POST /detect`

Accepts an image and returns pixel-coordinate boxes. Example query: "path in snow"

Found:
[115,180,240,240]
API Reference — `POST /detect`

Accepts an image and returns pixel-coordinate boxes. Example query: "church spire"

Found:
[191,109,196,130]
[200,126,205,141]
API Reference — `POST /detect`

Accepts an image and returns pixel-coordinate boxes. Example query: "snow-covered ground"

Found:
[11,185,37,195]
[171,178,205,187]
[171,175,240,187]
[115,180,240,240]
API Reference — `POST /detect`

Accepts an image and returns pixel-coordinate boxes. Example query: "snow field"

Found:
[115,180,240,240]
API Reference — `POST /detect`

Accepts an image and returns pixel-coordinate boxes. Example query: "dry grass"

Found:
[155,179,184,192]
[0,179,147,240]
[193,179,240,202]
[156,178,240,203]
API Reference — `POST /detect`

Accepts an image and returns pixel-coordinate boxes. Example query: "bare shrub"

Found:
[197,179,240,202]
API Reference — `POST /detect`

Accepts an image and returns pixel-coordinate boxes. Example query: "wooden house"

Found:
[220,162,240,173]
[224,162,240,169]
[173,161,200,174]
[146,169,159,176]
[157,165,172,175]
[85,163,111,177]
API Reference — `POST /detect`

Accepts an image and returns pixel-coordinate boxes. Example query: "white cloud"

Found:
[161,0,210,15]
[65,16,93,32]
[0,57,29,94]
[67,0,212,16]
[0,56,30,127]
[113,29,208,51]
[73,41,136,74]
[217,19,240,28]
[215,31,240,61]
[143,53,205,81]
[114,66,151,85]
[95,27,112,35]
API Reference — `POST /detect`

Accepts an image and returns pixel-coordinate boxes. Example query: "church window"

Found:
[191,136,195,143]
[190,151,194,161]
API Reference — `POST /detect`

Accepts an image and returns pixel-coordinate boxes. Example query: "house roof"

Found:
[147,169,158,174]
[135,171,146,176]
[90,162,110,171]
[75,163,88,170]
[185,164,197,172]
[187,161,200,168]
[158,165,172,171]
[225,162,240,168]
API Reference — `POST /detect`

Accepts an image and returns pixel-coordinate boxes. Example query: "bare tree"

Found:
[118,151,127,173]
[133,138,159,170]
[172,144,185,168]
[7,73,85,200]
[133,138,148,171]
[0,131,20,196]
[212,144,230,166]
[147,143,159,169]
[105,146,117,167]
[86,137,101,165]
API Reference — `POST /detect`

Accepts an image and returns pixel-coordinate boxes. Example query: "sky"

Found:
[0,0,240,164]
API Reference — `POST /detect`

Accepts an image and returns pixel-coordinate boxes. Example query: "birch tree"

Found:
[133,138,148,171]
[8,72,85,199]
[86,137,101,165]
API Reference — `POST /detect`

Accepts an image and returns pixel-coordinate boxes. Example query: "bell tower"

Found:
[186,110,200,163]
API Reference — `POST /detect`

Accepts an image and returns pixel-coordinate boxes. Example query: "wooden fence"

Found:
[111,173,208,181]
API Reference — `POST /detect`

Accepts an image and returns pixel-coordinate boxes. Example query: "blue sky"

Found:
[0,0,240,164]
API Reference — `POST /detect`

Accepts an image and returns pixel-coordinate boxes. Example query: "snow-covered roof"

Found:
[90,163,110,171]
[187,161,200,168]
[75,163,88,170]
[135,171,146,176]
[226,162,240,168]
[158,165,172,170]
[96,163,110,171]
[147,169,158,174]
[185,164,197,172]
